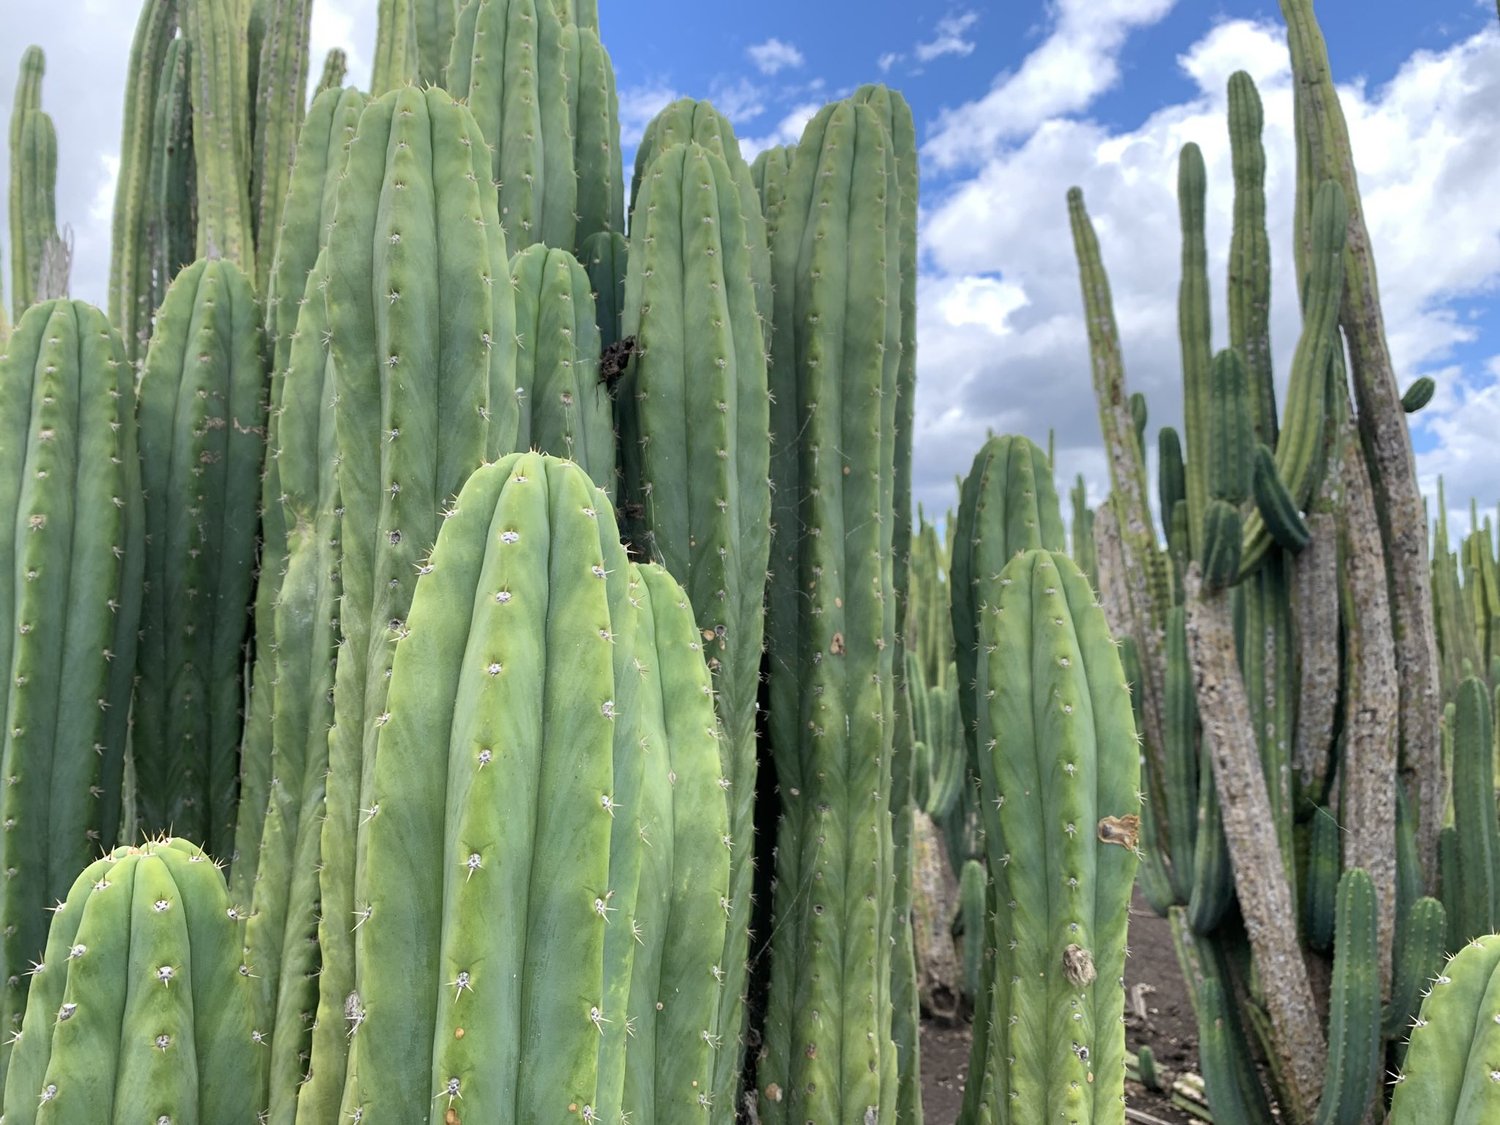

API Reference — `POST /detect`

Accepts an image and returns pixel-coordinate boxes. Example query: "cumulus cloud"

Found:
[740,102,823,162]
[924,0,1175,170]
[912,17,1500,521]
[747,38,805,76]
[915,11,981,64]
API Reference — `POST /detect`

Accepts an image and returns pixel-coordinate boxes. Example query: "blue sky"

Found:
[3,0,1497,528]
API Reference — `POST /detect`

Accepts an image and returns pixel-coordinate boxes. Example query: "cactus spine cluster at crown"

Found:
[0,301,143,1070]
[1,838,260,1125]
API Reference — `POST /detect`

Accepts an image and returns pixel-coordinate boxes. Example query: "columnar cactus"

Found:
[248,0,314,295]
[0,839,260,1124]
[959,548,1141,1124]
[145,35,196,322]
[631,99,771,337]
[297,85,517,1122]
[761,96,902,1123]
[561,25,624,251]
[0,300,144,1072]
[109,0,182,360]
[181,0,254,274]
[230,83,366,914]
[1389,933,1500,1122]
[511,243,615,496]
[337,453,728,1122]
[8,47,60,317]
[620,137,771,1114]
[580,229,627,350]
[448,0,577,251]
[133,257,266,857]
[370,0,418,93]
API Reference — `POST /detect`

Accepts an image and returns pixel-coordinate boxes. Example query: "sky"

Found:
[1,0,1497,535]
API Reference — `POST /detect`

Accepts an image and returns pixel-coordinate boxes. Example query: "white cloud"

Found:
[740,102,823,163]
[747,38,805,76]
[878,52,902,74]
[915,11,981,64]
[708,77,767,128]
[924,0,1175,170]
[911,16,1500,523]
[617,82,684,147]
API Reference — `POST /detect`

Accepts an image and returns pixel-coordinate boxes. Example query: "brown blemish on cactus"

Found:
[1062,944,1096,986]
[1096,814,1139,850]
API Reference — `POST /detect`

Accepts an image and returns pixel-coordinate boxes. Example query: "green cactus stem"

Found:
[134,258,265,858]
[9,47,60,318]
[0,839,261,1124]
[961,548,1141,1123]
[0,300,144,1072]
[181,0,254,274]
[620,137,771,1114]
[562,25,624,251]
[297,85,517,1123]
[511,243,615,497]
[448,0,577,251]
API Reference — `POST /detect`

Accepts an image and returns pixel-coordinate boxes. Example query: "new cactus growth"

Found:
[133,257,266,857]
[0,838,261,1124]
[511,243,615,497]
[0,300,144,1071]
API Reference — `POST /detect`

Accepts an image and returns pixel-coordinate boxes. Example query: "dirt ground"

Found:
[919,887,1202,1124]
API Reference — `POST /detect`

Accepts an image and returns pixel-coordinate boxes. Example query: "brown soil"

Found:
[919,886,1203,1124]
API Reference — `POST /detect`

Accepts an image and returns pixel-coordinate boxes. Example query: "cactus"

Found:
[181,0,254,274]
[622,564,734,1122]
[337,453,728,1122]
[1401,376,1435,412]
[511,243,615,497]
[9,47,61,317]
[316,47,347,93]
[956,858,987,1010]
[248,0,313,295]
[229,84,365,918]
[133,258,266,857]
[297,85,518,1123]
[960,548,1141,1123]
[448,0,577,251]
[1389,933,1500,1122]
[620,137,771,1113]
[750,143,794,220]
[1314,868,1381,1125]
[580,229,627,351]
[0,839,260,1124]
[370,0,418,93]
[562,25,624,251]
[1445,675,1499,944]
[110,0,184,360]
[0,300,144,1070]
[630,99,771,338]
[146,35,197,323]
[761,96,902,1123]
[950,433,1067,745]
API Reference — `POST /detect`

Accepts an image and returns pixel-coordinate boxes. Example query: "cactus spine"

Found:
[0,300,144,1071]
[448,0,577,252]
[133,258,265,856]
[620,136,771,1114]
[297,86,518,1122]
[0,839,260,1124]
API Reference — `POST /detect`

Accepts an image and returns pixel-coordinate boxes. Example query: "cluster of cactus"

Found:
[1057,0,1500,1119]
[10,0,1492,1120]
